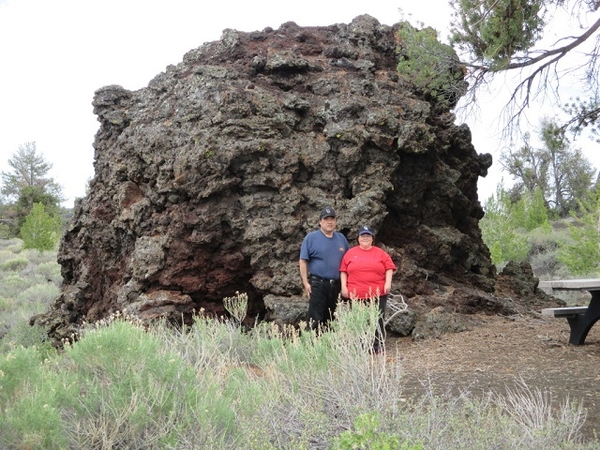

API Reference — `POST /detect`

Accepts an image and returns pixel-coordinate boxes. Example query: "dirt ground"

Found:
[388,313,600,443]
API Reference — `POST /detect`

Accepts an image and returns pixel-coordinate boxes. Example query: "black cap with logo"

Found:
[319,206,336,219]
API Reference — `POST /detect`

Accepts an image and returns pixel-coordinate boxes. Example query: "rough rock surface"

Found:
[33,15,558,345]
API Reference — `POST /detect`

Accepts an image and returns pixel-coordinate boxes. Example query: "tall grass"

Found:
[0,238,60,352]
[0,296,594,449]
[0,239,596,449]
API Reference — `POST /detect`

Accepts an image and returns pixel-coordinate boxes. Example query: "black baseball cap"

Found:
[319,206,336,219]
[358,225,374,236]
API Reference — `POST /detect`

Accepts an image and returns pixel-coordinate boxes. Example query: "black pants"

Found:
[307,277,340,331]
[373,294,388,352]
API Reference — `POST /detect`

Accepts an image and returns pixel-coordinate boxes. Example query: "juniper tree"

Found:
[1,142,63,235]
[499,118,596,216]
[448,0,600,137]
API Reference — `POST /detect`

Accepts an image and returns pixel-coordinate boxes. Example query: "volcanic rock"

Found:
[32,15,552,346]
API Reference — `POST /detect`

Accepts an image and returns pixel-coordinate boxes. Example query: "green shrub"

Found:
[0,322,50,353]
[0,346,64,449]
[1,256,29,272]
[0,274,31,299]
[19,203,62,252]
[0,250,16,264]
[512,187,550,232]
[526,225,570,278]
[333,412,421,450]
[0,300,594,449]
[481,186,565,269]
[60,320,211,448]
[21,248,58,266]
[0,223,10,240]
[0,296,15,312]
[0,277,57,342]
[0,345,47,406]
[481,190,528,266]
[558,220,600,276]
[35,261,62,285]
[396,22,465,109]
[0,238,23,252]
[5,244,22,253]
[527,226,567,255]
[16,283,60,307]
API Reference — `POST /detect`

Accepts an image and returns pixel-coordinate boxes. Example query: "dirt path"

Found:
[388,314,600,442]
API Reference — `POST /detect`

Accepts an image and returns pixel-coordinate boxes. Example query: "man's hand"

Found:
[299,259,311,297]
[304,281,312,296]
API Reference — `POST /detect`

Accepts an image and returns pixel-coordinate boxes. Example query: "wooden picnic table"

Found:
[539,279,600,345]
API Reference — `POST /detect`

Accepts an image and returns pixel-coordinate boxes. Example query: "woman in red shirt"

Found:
[340,225,396,354]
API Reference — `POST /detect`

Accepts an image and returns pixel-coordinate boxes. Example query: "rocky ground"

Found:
[389,313,600,442]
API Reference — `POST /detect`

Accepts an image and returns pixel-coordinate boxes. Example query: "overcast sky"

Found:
[0,0,597,207]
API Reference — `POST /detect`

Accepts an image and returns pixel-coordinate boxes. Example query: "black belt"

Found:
[310,275,339,284]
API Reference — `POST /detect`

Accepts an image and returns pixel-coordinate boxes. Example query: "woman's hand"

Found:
[384,281,392,294]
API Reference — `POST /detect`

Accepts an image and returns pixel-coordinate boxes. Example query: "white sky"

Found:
[0,0,598,207]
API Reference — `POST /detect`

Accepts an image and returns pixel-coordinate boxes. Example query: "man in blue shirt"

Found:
[299,206,349,330]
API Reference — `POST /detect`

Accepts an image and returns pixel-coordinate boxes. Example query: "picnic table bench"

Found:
[539,279,600,345]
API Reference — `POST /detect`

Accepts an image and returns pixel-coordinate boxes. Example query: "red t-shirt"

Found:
[339,245,397,299]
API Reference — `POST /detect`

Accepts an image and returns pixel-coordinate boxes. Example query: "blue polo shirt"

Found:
[300,230,349,280]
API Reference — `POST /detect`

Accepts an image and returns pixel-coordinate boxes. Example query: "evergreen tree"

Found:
[499,118,596,216]
[396,22,466,110]
[449,0,600,135]
[510,187,550,232]
[19,203,62,251]
[480,186,530,266]
[1,142,63,236]
[481,183,553,267]
[527,188,550,231]
[557,195,600,276]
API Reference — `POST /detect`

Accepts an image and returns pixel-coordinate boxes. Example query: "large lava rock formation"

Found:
[33,15,553,345]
